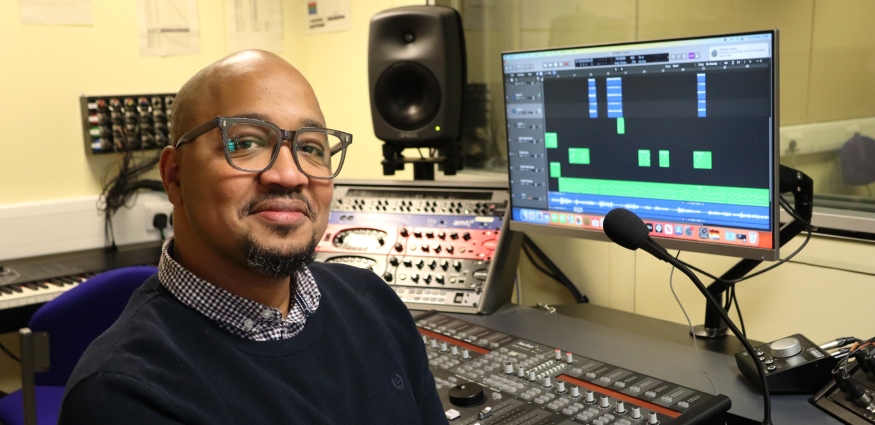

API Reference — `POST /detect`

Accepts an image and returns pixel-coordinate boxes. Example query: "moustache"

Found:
[239,192,315,220]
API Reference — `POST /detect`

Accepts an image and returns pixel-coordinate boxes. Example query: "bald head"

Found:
[170,50,319,146]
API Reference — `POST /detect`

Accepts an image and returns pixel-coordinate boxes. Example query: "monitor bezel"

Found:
[502,30,781,261]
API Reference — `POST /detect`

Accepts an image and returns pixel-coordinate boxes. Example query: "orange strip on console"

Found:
[557,375,681,419]
[418,328,491,355]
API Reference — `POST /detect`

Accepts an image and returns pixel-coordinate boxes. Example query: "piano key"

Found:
[0,280,79,311]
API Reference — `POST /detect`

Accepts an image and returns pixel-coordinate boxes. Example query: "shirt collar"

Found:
[157,236,321,340]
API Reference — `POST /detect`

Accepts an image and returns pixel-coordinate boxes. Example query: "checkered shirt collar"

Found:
[157,237,321,341]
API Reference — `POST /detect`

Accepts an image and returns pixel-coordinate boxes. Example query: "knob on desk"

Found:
[631,407,642,419]
[769,337,803,358]
[448,383,485,407]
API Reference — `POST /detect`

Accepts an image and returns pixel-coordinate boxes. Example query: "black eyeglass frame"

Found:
[175,117,353,179]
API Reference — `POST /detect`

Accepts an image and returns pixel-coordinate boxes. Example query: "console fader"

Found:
[314,180,522,314]
[417,312,731,425]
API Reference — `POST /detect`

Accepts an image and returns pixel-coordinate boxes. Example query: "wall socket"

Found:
[143,201,174,231]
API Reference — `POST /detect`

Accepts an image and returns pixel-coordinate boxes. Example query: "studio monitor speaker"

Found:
[368,6,465,147]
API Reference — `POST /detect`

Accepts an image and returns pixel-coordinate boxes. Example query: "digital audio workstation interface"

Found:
[503,32,778,258]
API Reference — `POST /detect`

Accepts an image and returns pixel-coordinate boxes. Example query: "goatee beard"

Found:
[243,233,318,277]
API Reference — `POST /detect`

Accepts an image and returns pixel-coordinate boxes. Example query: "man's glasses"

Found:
[175,117,353,179]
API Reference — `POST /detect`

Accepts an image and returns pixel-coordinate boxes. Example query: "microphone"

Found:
[602,208,670,261]
[602,208,773,425]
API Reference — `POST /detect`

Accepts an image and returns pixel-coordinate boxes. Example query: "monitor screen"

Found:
[502,31,779,260]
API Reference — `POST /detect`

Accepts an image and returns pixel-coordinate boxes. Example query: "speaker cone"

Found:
[374,62,442,131]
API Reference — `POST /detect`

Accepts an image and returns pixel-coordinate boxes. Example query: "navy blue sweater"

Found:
[59,263,445,424]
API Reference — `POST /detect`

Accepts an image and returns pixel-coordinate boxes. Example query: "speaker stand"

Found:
[380,142,459,180]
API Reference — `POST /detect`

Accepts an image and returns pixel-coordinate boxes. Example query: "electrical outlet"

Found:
[143,201,174,231]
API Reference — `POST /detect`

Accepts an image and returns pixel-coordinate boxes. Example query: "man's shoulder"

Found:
[307,261,391,292]
[67,276,205,389]
[307,261,412,320]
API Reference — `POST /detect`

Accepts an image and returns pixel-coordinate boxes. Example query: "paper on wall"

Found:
[226,0,283,53]
[20,0,93,25]
[306,0,349,34]
[136,0,200,56]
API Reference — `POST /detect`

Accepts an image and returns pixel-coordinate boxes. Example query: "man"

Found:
[59,50,445,424]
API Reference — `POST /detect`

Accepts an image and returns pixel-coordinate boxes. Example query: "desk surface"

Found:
[436,303,839,425]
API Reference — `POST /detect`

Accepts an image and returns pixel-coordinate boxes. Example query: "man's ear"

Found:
[159,146,183,207]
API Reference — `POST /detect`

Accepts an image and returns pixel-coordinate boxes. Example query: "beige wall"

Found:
[0,0,420,206]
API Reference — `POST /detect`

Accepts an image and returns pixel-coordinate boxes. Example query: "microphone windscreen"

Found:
[603,208,650,251]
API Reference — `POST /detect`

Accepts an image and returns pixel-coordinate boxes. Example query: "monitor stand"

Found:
[692,165,814,339]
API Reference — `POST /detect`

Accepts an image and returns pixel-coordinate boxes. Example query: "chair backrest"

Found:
[28,265,158,386]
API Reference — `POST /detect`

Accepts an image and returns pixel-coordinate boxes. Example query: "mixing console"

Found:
[314,181,522,314]
[418,311,731,424]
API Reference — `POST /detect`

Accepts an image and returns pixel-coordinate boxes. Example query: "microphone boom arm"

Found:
[693,165,813,339]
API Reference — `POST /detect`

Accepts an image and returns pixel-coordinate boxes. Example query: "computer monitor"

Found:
[502,30,779,260]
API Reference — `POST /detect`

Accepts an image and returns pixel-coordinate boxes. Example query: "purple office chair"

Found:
[0,265,157,425]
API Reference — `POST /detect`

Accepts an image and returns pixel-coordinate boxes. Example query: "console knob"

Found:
[543,377,552,388]
[570,386,580,398]
[421,245,430,253]
[394,243,403,252]
[400,228,409,237]
[585,390,595,403]
[440,342,449,353]
[600,396,610,408]
[426,231,434,238]
[389,256,399,266]
[461,349,470,360]
[615,401,626,414]
[416,260,425,269]
[435,275,445,284]
[462,232,471,241]
[430,339,438,349]
[446,246,455,254]
[557,381,566,393]
[648,411,659,424]
[450,232,459,240]
[411,273,419,282]
[414,231,423,238]
[433,244,442,253]
[440,260,450,270]
[451,346,459,356]
[428,260,437,270]
[517,366,525,378]
[382,272,393,282]
[504,362,514,374]
[566,352,573,364]
[448,383,486,407]
[438,231,446,239]
[528,371,537,382]
[453,260,463,271]
[631,407,642,419]
[769,337,803,358]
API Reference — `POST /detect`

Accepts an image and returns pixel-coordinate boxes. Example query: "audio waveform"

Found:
[551,197,768,220]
